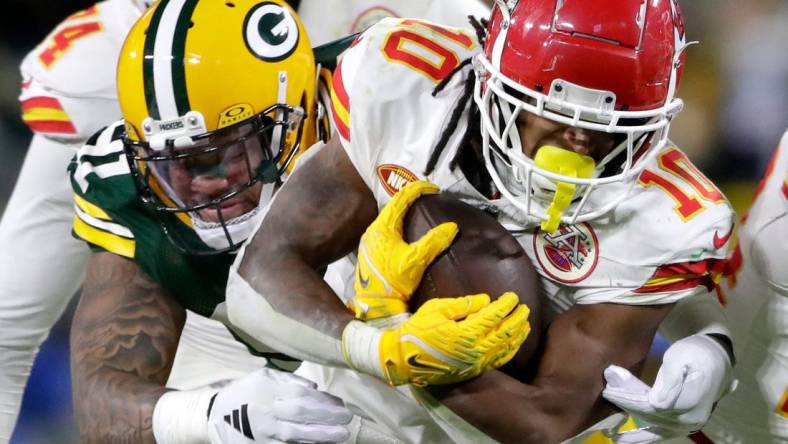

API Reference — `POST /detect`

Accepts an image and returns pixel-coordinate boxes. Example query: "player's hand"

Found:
[343,292,530,387]
[348,180,458,321]
[208,368,353,443]
[602,334,737,442]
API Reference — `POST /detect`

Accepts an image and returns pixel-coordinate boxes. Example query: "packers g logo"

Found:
[243,2,300,62]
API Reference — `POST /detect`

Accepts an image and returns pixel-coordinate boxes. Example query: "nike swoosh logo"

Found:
[406,354,448,373]
[713,225,735,249]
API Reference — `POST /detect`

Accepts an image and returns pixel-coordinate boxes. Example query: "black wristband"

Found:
[706,332,736,367]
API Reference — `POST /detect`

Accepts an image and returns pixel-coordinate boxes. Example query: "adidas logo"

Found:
[223,404,254,439]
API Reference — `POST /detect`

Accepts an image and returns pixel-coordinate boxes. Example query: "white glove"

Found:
[602,334,737,443]
[208,368,353,444]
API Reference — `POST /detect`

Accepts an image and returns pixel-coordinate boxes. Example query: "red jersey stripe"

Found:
[24,119,77,134]
[20,96,65,112]
[332,61,350,113]
[330,101,350,141]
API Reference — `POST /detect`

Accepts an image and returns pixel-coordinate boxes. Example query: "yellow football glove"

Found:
[342,293,531,387]
[348,181,459,321]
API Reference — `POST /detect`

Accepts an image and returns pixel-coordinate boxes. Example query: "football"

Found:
[403,193,542,373]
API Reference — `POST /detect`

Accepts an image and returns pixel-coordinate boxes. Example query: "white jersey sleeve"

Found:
[299,0,490,46]
[330,17,480,195]
[18,0,139,144]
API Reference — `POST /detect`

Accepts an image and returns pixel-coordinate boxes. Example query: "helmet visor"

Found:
[126,105,303,224]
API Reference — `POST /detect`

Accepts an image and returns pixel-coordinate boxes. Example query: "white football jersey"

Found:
[703,131,788,443]
[18,0,139,144]
[313,18,736,443]
[298,0,490,46]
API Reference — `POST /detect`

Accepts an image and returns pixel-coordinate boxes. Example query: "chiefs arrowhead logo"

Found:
[533,223,599,283]
[377,164,418,196]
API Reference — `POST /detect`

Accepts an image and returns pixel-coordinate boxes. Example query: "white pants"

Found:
[0,136,88,443]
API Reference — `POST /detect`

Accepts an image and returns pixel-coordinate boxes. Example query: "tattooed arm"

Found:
[70,252,185,443]
[70,252,355,444]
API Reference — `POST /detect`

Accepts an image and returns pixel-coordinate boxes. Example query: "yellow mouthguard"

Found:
[533,145,596,233]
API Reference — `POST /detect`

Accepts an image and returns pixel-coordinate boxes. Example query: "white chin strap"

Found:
[191,183,275,250]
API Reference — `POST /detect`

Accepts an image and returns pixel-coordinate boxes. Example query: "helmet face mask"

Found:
[474,0,688,228]
[127,104,304,213]
[127,104,306,253]
[118,0,316,254]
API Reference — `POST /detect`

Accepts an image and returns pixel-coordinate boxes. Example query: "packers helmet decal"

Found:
[243,2,300,62]
[142,0,199,121]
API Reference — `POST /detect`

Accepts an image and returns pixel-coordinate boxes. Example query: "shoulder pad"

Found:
[70,120,134,198]
[331,18,480,141]
[70,120,138,259]
[634,146,736,260]
[618,146,736,297]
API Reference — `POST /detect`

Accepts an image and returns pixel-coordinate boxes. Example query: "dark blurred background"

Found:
[1,1,786,443]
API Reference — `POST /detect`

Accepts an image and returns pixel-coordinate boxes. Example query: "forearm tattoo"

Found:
[70,253,185,443]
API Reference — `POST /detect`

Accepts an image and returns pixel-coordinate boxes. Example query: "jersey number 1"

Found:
[639,147,724,220]
[382,19,475,82]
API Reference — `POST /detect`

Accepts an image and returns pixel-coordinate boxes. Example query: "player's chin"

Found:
[197,199,255,222]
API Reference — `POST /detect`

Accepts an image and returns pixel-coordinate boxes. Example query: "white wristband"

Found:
[341,320,384,379]
[152,388,216,444]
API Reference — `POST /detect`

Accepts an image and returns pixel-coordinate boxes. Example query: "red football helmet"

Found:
[473,0,690,225]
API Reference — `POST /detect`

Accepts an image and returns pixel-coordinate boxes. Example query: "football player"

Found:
[67,1,524,443]
[1,2,151,441]
[226,0,739,442]
[700,131,788,443]
[6,0,281,438]
[0,0,493,440]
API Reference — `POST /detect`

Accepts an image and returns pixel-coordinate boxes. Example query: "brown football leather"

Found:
[403,193,542,377]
